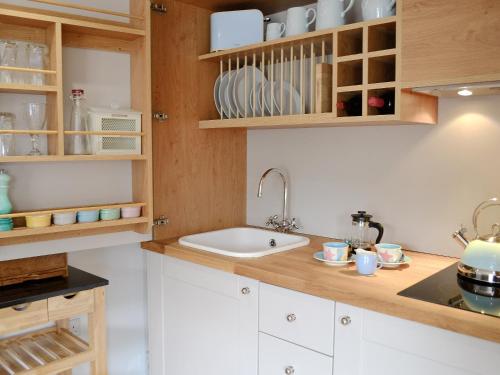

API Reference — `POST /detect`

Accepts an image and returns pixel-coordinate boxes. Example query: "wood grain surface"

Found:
[142,232,500,344]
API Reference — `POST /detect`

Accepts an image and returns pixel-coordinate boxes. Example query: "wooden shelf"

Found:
[0,130,58,135]
[0,217,149,239]
[0,66,57,75]
[0,327,92,374]
[64,130,144,137]
[0,154,147,163]
[0,83,58,94]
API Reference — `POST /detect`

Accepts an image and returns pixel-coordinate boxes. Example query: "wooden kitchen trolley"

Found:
[0,266,109,374]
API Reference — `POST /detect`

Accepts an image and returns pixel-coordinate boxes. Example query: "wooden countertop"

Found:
[142,233,500,344]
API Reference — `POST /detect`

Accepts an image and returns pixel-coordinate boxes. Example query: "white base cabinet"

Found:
[146,252,258,375]
[334,302,500,375]
[146,253,499,375]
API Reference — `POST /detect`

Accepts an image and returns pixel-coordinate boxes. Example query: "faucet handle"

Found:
[290,218,299,230]
[266,215,279,227]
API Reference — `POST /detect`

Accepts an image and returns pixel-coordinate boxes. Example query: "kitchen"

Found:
[0,0,498,374]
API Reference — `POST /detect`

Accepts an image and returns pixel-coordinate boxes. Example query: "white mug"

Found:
[316,0,356,30]
[266,22,286,41]
[286,6,317,37]
[361,0,396,21]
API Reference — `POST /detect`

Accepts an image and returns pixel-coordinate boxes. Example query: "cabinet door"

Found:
[402,0,500,86]
[151,0,246,240]
[334,302,500,375]
[152,255,258,375]
[259,333,333,375]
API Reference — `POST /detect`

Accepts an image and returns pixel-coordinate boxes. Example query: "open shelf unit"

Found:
[198,16,437,129]
[0,328,92,374]
[0,1,153,243]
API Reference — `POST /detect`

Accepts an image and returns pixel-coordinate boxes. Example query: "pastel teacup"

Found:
[323,242,349,262]
[375,243,403,263]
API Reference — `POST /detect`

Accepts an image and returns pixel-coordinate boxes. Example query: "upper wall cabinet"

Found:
[401,0,500,88]
[197,2,438,130]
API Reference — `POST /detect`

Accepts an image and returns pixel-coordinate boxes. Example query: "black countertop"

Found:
[0,266,109,309]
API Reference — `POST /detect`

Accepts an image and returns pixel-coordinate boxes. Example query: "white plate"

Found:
[218,72,231,118]
[225,71,239,117]
[233,67,265,117]
[378,255,412,269]
[273,80,301,115]
[213,72,226,117]
[314,251,355,267]
[263,81,280,116]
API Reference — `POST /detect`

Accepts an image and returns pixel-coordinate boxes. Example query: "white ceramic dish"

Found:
[121,206,141,218]
[232,66,265,116]
[273,80,301,115]
[53,211,77,226]
[263,81,280,115]
[213,71,226,117]
[218,72,231,118]
[378,255,412,269]
[314,251,355,266]
[225,71,239,117]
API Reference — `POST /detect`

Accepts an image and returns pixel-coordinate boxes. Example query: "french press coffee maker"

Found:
[349,211,384,250]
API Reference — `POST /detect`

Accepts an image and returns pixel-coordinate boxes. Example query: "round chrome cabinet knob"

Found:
[285,366,295,374]
[241,287,251,295]
[286,313,296,322]
[340,316,351,326]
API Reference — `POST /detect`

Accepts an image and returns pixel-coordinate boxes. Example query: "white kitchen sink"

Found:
[178,227,310,258]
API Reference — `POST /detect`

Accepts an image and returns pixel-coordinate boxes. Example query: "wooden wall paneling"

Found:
[62,32,136,53]
[151,0,246,240]
[402,0,500,87]
[131,0,153,234]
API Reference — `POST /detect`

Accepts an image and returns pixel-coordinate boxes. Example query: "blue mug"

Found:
[356,250,382,276]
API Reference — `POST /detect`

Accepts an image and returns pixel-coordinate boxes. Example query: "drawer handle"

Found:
[12,303,30,312]
[285,366,295,374]
[241,287,251,295]
[286,313,296,322]
[63,293,78,300]
[340,316,351,326]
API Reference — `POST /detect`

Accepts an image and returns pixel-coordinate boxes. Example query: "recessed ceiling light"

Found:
[457,88,473,96]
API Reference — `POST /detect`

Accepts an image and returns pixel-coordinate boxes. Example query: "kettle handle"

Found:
[472,197,499,238]
[369,221,384,244]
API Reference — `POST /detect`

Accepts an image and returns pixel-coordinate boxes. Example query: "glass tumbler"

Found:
[0,41,18,84]
[25,102,47,156]
[0,113,15,157]
[27,44,47,86]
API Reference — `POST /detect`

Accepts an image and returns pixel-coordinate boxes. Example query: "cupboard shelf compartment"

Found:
[337,59,363,87]
[367,87,396,116]
[368,54,396,84]
[0,202,146,219]
[337,90,363,118]
[368,21,396,52]
[337,27,364,57]
[0,327,92,375]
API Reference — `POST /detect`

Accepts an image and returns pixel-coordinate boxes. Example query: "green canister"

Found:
[0,169,12,215]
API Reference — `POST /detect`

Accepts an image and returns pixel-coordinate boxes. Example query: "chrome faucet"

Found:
[257,168,298,233]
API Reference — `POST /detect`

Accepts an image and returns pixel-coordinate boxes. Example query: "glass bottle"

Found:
[67,89,89,155]
[0,113,15,157]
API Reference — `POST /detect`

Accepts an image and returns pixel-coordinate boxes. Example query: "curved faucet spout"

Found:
[257,168,289,226]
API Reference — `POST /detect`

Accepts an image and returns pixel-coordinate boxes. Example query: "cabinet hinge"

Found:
[151,2,167,13]
[153,112,168,122]
[153,215,169,227]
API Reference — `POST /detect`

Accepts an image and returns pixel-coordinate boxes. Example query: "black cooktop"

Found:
[398,262,499,318]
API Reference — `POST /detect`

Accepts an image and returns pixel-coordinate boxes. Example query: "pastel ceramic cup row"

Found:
[375,243,403,263]
[323,242,349,261]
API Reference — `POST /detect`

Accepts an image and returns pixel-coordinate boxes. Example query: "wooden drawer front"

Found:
[259,283,335,356]
[0,300,48,335]
[48,290,94,320]
[259,333,333,375]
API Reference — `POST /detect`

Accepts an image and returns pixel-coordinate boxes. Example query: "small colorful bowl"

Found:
[26,214,52,228]
[53,211,77,226]
[100,208,121,221]
[77,210,100,223]
[0,218,13,231]
[121,206,141,218]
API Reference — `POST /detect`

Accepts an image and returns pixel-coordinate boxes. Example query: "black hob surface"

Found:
[398,262,499,318]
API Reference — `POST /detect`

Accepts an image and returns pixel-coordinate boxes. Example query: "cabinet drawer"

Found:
[259,333,333,375]
[259,283,335,355]
[0,300,48,335]
[48,290,94,320]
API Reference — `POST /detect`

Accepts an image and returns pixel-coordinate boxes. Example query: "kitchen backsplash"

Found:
[247,95,500,257]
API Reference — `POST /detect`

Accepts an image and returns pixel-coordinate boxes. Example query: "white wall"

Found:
[247,95,500,257]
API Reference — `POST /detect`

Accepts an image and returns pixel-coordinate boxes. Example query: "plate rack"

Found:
[199,16,437,129]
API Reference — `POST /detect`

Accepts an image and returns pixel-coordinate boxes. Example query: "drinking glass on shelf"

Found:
[27,44,47,86]
[15,42,29,84]
[0,41,18,84]
[0,112,15,157]
[24,102,47,156]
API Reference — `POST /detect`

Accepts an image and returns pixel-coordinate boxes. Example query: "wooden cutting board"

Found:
[315,63,333,113]
[0,253,68,286]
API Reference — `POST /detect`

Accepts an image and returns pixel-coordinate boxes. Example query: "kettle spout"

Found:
[452,227,469,248]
